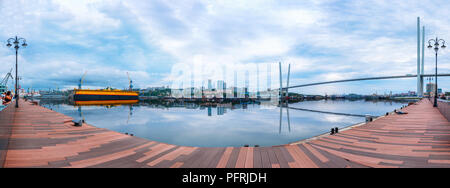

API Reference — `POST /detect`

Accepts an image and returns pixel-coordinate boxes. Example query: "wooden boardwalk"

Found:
[1,99,449,168]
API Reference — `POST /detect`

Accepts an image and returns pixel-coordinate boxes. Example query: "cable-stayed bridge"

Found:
[285,73,450,89]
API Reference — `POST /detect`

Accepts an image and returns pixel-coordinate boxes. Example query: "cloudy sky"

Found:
[0,0,449,95]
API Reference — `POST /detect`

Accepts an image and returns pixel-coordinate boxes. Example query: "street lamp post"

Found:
[427,37,446,107]
[6,36,27,108]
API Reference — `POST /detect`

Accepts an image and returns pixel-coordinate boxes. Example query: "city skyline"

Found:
[1,0,450,95]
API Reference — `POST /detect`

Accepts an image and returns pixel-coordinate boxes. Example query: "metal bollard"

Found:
[330,128,335,135]
[365,115,373,122]
[334,127,339,133]
[73,120,83,127]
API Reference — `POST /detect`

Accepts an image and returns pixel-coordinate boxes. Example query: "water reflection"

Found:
[71,100,138,106]
[127,105,133,124]
[279,104,291,134]
[75,101,136,125]
[37,99,410,147]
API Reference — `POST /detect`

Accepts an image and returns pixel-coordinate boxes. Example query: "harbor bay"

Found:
[39,99,411,147]
[1,0,450,175]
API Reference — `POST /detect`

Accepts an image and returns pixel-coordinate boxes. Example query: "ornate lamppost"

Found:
[427,37,446,107]
[6,36,27,108]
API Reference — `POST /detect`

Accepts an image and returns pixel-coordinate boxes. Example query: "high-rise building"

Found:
[426,83,436,96]
[217,80,226,98]
[234,70,238,98]
[257,64,260,98]
[245,70,249,98]
[208,79,213,90]
[267,63,271,90]
[217,80,224,90]
[190,72,194,98]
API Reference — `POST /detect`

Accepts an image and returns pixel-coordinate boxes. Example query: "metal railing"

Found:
[0,100,15,168]
[437,99,450,121]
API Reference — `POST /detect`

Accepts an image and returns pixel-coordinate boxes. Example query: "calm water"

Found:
[39,99,410,147]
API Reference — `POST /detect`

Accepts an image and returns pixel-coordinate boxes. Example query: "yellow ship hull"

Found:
[70,89,139,101]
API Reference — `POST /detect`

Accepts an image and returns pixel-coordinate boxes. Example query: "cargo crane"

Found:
[78,71,87,89]
[127,72,133,91]
[1,69,14,93]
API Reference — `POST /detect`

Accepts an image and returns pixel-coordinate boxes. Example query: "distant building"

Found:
[217,80,225,90]
[426,83,436,96]
[345,93,362,99]
[144,86,166,92]
[208,79,213,90]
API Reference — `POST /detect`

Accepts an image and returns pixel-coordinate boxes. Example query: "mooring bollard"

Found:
[330,128,335,135]
[334,127,339,133]
[73,120,83,127]
[365,115,373,122]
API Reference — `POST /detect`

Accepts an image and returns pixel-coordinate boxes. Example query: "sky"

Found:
[0,0,449,95]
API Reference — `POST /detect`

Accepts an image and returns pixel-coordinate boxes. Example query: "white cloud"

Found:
[0,0,449,94]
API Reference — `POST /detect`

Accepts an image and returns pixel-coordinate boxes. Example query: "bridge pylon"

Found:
[417,17,422,97]
[417,17,427,97]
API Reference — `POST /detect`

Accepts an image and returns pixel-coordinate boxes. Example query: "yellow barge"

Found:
[69,88,139,101]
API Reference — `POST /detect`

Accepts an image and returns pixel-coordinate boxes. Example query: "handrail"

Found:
[285,106,374,117]
[436,99,450,121]
[0,99,15,168]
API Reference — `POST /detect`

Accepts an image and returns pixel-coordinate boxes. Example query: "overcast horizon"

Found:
[1,0,449,95]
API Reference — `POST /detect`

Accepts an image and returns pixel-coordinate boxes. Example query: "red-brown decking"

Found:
[1,99,449,168]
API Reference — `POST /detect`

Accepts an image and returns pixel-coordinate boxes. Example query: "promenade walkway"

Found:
[1,99,449,168]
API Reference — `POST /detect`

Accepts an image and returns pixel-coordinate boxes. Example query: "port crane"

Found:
[78,71,87,89]
[1,69,14,92]
[1,69,14,85]
[127,72,133,91]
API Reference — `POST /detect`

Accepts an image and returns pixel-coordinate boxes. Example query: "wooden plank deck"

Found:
[1,99,449,168]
